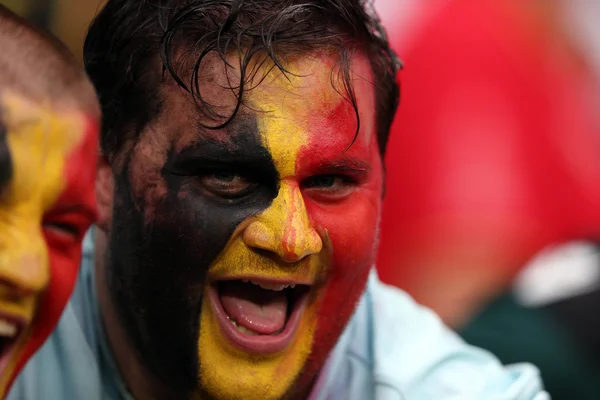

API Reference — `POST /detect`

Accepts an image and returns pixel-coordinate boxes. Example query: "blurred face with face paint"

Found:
[0,6,99,398]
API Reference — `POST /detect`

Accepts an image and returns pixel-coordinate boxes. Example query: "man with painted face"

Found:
[0,5,99,398]
[9,1,548,399]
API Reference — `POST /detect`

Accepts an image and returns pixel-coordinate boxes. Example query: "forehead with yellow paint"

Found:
[245,53,376,170]
[0,90,94,396]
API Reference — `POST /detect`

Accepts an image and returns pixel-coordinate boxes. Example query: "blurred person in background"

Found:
[1,0,102,62]
[0,4,100,398]
[0,0,53,28]
[376,0,600,398]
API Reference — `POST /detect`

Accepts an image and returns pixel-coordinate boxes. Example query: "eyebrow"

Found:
[180,112,275,160]
[175,139,273,165]
[315,158,371,174]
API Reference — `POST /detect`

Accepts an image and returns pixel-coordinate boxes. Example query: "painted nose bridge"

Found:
[244,181,322,262]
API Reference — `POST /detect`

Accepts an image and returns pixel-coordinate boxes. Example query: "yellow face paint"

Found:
[0,91,85,395]
[197,56,337,400]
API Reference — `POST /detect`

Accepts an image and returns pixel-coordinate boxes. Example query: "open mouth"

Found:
[0,315,25,373]
[208,279,310,354]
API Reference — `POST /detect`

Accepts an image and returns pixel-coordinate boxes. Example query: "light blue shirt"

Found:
[9,232,550,400]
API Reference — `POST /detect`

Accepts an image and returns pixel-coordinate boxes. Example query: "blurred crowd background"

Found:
[3,0,600,398]
[2,0,102,61]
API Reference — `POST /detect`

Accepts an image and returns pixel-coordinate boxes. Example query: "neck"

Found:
[94,227,190,400]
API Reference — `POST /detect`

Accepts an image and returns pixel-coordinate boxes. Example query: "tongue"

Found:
[220,281,288,335]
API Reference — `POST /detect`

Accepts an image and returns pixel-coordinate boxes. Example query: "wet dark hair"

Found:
[84,0,401,160]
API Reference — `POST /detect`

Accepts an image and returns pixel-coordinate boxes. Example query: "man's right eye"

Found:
[199,172,257,199]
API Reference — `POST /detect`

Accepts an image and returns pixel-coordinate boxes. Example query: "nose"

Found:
[243,181,323,263]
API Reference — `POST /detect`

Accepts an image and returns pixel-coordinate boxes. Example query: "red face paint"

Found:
[297,92,383,383]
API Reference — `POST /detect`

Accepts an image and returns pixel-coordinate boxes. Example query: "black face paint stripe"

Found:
[168,136,275,173]
[0,120,12,192]
[106,113,279,393]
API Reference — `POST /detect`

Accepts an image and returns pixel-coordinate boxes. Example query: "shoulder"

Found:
[364,272,550,400]
[7,302,104,400]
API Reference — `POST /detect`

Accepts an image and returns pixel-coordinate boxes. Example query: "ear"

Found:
[95,155,114,232]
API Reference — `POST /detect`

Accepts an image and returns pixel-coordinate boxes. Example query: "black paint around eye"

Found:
[165,151,278,206]
[0,121,13,192]
[106,113,280,393]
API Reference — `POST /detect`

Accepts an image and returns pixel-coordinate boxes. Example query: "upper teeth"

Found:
[249,280,296,291]
[0,319,17,338]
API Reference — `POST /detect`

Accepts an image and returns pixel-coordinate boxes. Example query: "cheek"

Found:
[305,176,381,305]
[307,196,380,274]
[299,191,380,378]
[300,151,382,369]
[305,150,383,275]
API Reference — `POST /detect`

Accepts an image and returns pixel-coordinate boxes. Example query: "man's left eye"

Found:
[304,175,337,188]
[302,174,356,195]
[303,175,339,188]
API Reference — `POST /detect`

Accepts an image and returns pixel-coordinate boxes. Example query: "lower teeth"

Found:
[226,316,259,336]
[226,316,283,336]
